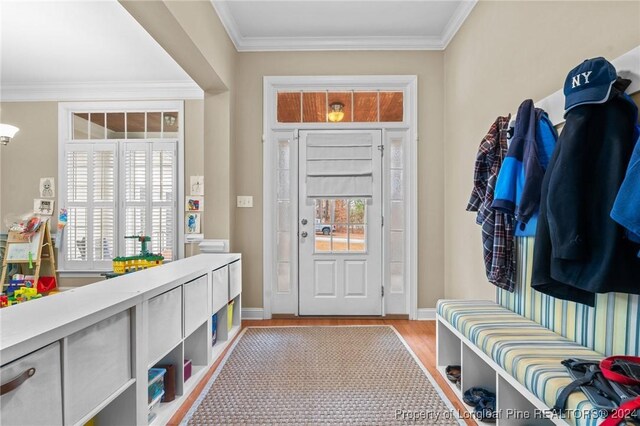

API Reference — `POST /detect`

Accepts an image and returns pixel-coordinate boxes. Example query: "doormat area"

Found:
[181,326,463,425]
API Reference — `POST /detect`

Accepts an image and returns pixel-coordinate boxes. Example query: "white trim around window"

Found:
[58,101,185,275]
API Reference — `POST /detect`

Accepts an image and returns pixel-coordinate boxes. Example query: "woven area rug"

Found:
[182,326,462,425]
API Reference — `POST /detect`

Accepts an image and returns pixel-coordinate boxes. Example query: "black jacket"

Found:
[532,82,640,306]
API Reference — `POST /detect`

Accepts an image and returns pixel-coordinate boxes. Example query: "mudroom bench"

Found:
[436,300,605,426]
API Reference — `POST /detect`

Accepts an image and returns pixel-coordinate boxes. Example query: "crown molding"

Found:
[0,81,204,102]
[210,0,242,51]
[237,35,446,52]
[441,0,477,49]
[211,0,476,52]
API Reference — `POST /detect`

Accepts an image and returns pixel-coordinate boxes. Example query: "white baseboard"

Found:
[416,308,436,320]
[242,308,265,320]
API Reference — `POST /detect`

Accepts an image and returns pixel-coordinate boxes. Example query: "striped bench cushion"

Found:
[437,300,606,426]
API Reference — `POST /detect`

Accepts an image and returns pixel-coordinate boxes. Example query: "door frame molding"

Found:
[263,75,418,319]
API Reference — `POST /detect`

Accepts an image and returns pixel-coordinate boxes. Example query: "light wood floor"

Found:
[168,319,475,426]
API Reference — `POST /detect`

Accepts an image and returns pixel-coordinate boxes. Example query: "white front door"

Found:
[298,130,383,316]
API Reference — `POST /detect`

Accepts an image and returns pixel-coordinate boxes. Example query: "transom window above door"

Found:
[277,91,403,123]
[314,199,367,254]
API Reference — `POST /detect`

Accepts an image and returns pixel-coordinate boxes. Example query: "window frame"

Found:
[58,101,185,275]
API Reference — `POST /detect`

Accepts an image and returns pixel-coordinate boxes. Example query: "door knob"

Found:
[301,231,308,238]
[301,219,308,225]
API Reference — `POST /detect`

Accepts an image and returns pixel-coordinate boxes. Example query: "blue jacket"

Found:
[492,99,557,236]
[611,128,640,254]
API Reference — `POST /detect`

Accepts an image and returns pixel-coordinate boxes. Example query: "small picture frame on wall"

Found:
[39,177,55,198]
[34,199,55,216]
[186,196,204,212]
[190,176,204,196]
[185,212,201,234]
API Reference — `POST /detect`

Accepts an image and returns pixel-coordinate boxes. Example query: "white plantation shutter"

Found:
[64,143,117,269]
[122,143,149,257]
[151,143,176,260]
[92,146,116,267]
[121,141,176,260]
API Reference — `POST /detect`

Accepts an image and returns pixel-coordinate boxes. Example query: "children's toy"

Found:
[56,209,68,248]
[110,235,164,277]
[1,218,57,303]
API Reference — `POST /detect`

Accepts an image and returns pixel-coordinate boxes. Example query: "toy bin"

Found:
[227,300,234,332]
[212,313,217,346]
[148,367,166,404]
[184,359,192,382]
[148,390,164,423]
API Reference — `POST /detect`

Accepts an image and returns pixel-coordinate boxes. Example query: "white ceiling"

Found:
[0,0,201,101]
[212,0,477,51]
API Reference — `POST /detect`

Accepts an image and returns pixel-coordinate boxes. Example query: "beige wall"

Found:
[443,1,640,300]
[0,102,58,227]
[233,51,445,309]
[0,99,205,286]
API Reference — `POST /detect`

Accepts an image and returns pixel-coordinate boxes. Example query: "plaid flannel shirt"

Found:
[467,115,516,291]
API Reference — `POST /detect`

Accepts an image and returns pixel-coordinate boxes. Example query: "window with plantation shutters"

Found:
[64,143,117,269]
[60,105,180,272]
[121,142,176,261]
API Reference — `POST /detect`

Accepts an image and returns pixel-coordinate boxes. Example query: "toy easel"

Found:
[0,220,57,289]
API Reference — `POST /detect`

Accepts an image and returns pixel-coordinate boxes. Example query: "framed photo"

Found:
[190,176,204,196]
[39,177,55,198]
[185,212,201,234]
[34,199,55,216]
[186,195,204,212]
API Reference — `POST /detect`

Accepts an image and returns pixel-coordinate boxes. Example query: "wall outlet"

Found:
[237,196,253,208]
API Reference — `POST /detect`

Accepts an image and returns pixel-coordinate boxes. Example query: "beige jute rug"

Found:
[182,326,462,425]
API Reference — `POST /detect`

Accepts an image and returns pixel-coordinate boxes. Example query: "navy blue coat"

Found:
[532,82,640,306]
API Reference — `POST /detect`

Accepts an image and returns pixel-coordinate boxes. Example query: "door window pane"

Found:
[277,92,301,123]
[379,92,404,122]
[303,92,327,123]
[349,200,366,224]
[327,92,352,123]
[349,225,366,252]
[353,92,378,122]
[313,199,367,253]
[334,199,348,224]
[333,224,348,252]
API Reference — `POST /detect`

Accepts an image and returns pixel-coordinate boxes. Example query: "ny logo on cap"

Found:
[572,71,593,89]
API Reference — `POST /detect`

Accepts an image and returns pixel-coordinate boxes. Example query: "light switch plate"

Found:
[237,196,253,208]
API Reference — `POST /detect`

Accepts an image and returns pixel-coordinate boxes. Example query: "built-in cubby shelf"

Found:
[145,260,243,426]
[436,316,560,426]
[0,254,242,426]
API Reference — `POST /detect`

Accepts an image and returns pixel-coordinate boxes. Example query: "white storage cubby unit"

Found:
[0,254,242,426]
[436,316,559,426]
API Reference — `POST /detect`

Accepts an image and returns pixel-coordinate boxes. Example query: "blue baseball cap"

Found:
[564,57,617,113]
